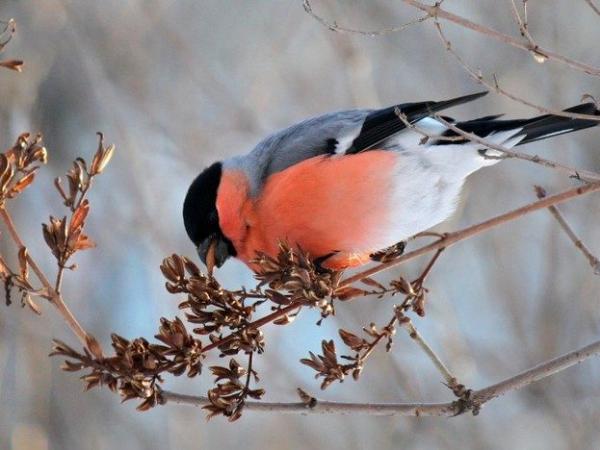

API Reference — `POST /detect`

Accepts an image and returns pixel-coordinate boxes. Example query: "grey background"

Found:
[1,1,599,449]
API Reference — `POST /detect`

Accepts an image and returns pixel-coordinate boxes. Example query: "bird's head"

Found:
[183,161,237,272]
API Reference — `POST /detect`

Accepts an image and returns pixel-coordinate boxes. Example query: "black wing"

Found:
[346,91,489,154]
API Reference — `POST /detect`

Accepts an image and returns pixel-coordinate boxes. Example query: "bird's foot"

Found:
[370,240,406,263]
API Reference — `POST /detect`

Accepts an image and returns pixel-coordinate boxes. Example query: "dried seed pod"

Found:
[90,133,115,175]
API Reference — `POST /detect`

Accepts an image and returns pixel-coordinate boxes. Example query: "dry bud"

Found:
[90,133,115,175]
[0,59,23,71]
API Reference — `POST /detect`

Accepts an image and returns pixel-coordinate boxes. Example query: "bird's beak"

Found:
[205,238,217,275]
[197,234,231,275]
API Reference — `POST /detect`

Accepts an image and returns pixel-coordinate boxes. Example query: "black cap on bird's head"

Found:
[183,161,236,271]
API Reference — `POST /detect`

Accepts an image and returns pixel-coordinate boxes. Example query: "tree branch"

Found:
[584,0,600,16]
[0,205,95,350]
[400,318,456,386]
[162,337,600,416]
[401,0,600,76]
[535,185,600,274]
[433,20,600,123]
[301,0,430,36]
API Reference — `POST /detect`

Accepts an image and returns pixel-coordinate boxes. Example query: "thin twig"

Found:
[434,115,600,183]
[535,185,600,274]
[584,0,600,16]
[0,205,94,349]
[509,0,536,48]
[0,207,52,288]
[400,318,456,386]
[401,0,600,76]
[393,107,465,144]
[55,266,65,294]
[162,337,600,416]
[433,21,600,123]
[397,249,461,391]
[359,315,399,363]
[302,0,430,36]
[412,247,444,284]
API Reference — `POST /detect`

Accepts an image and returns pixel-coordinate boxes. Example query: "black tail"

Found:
[443,103,600,145]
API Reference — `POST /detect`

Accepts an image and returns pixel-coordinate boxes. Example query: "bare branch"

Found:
[0,206,95,350]
[402,0,600,76]
[473,338,600,404]
[400,318,456,386]
[535,185,600,274]
[509,0,536,50]
[302,0,430,36]
[433,21,600,123]
[163,337,600,416]
[584,0,600,16]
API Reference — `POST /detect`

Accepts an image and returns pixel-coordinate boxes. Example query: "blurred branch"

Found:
[433,21,600,122]
[301,0,429,36]
[584,0,600,16]
[304,1,600,75]
[163,337,600,416]
[535,185,600,274]
[509,0,536,50]
[401,0,600,76]
[0,18,23,72]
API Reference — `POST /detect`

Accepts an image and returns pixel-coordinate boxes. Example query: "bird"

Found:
[183,91,599,272]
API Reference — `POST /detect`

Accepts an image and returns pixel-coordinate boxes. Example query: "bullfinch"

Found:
[183,91,599,272]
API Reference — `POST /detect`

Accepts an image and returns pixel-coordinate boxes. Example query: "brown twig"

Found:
[433,115,600,183]
[433,21,600,123]
[0,207,50,287]
[509,0,536,49]
[55,266,65,294]
[401,0,600,76]
[535,185,600,274]
[0,205,94,349]
[162,337,600,416]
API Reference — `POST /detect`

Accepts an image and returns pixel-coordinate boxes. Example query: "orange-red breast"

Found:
[183,91,599,271]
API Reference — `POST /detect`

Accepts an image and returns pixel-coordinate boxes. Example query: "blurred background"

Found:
[1,1,599,449]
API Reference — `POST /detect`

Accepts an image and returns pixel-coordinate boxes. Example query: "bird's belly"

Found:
[242,151,465,268]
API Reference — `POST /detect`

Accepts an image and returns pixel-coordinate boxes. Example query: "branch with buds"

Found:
[2,130,600,421]
[3,16,600,423]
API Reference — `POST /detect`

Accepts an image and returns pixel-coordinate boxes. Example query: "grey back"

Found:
[225,109,370,195]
